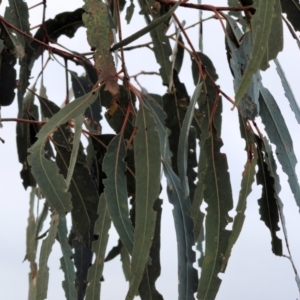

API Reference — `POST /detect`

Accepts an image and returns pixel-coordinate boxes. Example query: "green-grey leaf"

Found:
[36,214,59,300]
[162,162,198,300]
[26,188,37,300]
[178,82,202,198]
[259,86,300,210]
[28,91,99,214]
[86,193,111,300]
[57,215,76,300]
[225,17,260,119]
[65,114,84,188]
[221,115,257,271]
[126,106,161,300]
[142,93,172,165]
[274,58,300,124]
[235,0,283,102]
[103,134,134,254]
[197,91,233,299]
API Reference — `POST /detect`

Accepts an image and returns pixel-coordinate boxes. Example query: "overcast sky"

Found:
[1,0,300,299]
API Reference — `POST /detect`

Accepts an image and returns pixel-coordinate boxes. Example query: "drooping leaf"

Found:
[28,91,99,214]
[142,93,172,165]
[138,198,163,300]
[83,0,119,96]
[57,214,77,300]
[120,244,131,282]
[255,135,282,256]
[36,213,59,300]
[235,0,283,102]
[221,114,257,271]
[26,188,38,300]
[197,78,233,299]
[126,106,161,299]
[280,0,300,32]
[162,162,198,300]
[70,225,94,300]
[38,96,99,244]
[110,0,182,53]
[163,72,190,175]
[178,82,202,198]
[66,114,84,188]
[86,193,111,300]
[274,58,300,124]
[225,16,260,119]
[259,86,300,211]
[262,136,300,291]
[103,134,135,254]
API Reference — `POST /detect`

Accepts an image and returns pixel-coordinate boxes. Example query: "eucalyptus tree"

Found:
[0,0,300,299]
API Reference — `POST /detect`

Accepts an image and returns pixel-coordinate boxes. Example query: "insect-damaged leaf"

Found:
[138,199,163,300]
[255,135,282,256]
[57,215,77,300]
[221,115,257,271]
[83,0,119,96]
[259,86,300,211]
[235,0,283,102]
[86,193,111,300]
[36,214,59,300]
[28,91,98,214]
[103,134,134,254]
[178,82,202,198]
[196,80,233,300]
[126,106,161,299]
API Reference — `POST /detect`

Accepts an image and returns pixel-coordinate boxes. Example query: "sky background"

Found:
[1,0,300,299]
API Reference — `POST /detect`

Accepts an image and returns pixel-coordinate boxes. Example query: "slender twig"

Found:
[28,1,43,10]
[156,0,252,12]
[0,16,93,66]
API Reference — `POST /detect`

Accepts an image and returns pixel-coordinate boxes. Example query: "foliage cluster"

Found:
[1,0,300,299]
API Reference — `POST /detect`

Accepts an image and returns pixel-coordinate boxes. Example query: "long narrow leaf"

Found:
[36,214,59,300]
[221,115,257,271]
[126,106,161,299]
[83,0,119,96]
[162,162,198,300]
[255,135,282,255]
[235,0,282,102]
[274,58,300,124]
[110,0,182,52]
[86,193,111,300]
[103,134,135,254]
[259,86,300,210]
[28,91,99,214]
[57,215,77,300]
[178,82,202,198]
